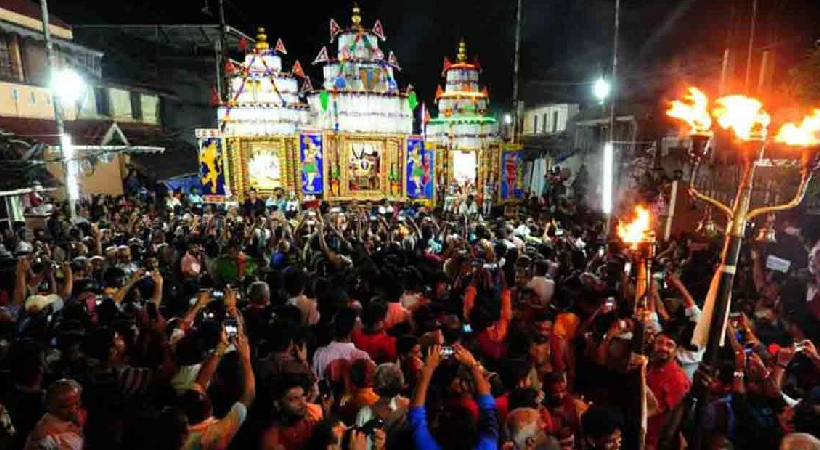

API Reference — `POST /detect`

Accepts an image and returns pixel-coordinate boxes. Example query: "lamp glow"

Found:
[60,134,79,202]
[504,114,512,125]
[594,78,610,104]
[602,142,613,214]
[51,69,86,106]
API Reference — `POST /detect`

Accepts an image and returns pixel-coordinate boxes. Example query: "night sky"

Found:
[52,0,820,110]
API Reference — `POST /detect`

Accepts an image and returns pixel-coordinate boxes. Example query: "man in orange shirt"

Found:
[259,374,325,450]
[463,268,512,363]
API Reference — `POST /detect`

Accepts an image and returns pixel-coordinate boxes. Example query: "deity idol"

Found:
[302,137,322,191]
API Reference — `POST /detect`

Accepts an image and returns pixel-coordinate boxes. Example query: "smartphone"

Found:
[794,340,807,353]
[211,291,224,299]
[441,346,454,358]
[223,317,238,340]
[652,271,665,281]
[463,324,473,334]
[624,261,632,274]
[358,418,385,436]
[598,247,605,257]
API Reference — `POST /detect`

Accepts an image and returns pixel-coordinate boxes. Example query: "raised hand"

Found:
[453,344,478,368]
[424,344,444,371]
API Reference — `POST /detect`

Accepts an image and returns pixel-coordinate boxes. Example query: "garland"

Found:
[426,132,498,139]
[328,111,412,119]
[224,103,309,110]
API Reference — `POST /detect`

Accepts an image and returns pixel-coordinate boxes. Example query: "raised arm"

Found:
[411,345,442,408]
[14,257,29,308]
[195,330,229,390]
[114,269,145,304]
[59,262,73,300]
[750,249,766,294]
[236,333,256,408]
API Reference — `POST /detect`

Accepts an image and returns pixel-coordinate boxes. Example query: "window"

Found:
[552,111,559,133]
[0,36,14,80]
[533,116,538,134]
[94,87,109,116]
[141,95,159,124]
[10,88,18,100]
[108,88,132,119]
[29,91,36,105]
[130,92,142,120]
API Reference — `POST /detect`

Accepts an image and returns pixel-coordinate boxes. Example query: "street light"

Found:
[51,68,86,107]
[594,78,610,104]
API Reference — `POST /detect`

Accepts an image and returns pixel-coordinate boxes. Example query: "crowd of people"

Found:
[0,180,819,450]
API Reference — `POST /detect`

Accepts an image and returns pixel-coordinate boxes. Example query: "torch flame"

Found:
[617,206,651,247]
[667,87,712,134]
[712,95,771,141]
[774,110,820,147]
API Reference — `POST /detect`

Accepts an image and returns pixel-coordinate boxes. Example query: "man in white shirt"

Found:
[527,259,556,307]
[313,308,371,380]
[458,194,479,218]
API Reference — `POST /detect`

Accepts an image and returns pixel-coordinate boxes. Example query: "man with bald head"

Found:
[781,433,820,450]
[504,407,557,450]
[24,379,84,450]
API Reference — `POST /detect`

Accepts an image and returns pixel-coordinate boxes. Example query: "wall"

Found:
[0,81,53,118]
[522,104,579,135]
[47,152,127,198]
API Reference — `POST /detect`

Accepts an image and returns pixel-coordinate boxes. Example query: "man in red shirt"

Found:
[353,301,397,363]
[645,333,691,450]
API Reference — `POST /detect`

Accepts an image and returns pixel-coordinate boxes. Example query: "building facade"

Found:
[0,1,168,198]
[521,103,578,137]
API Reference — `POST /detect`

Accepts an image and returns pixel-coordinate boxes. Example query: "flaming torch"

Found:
[667,90,820,450]
[666,88,717,210]
[616,206,655,354]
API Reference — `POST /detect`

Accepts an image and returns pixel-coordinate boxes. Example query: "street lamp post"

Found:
[39,0,85,220]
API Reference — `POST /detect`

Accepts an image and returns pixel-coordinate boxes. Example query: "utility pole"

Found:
[744,0,758,92]
[604,0,620,236]
[608,0,620,146]
[39,0,75,220]
[217,0,230,102]
[511,0,522,143]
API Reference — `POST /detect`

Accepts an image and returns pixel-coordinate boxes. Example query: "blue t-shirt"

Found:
[407,394,498,450]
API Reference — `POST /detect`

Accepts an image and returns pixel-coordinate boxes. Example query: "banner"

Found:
[199,137,226,196]
[501,150,524,200]
[406,137,433,200]
[300,133,324,195]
